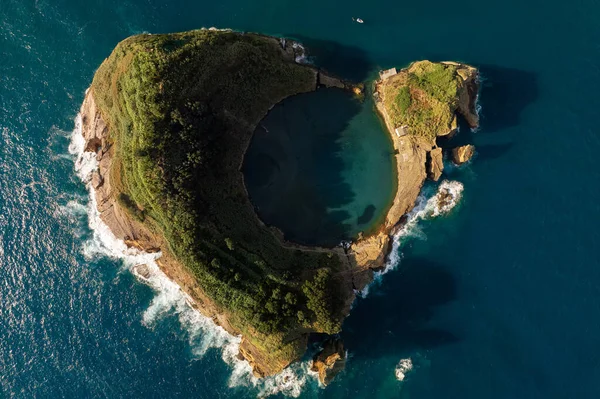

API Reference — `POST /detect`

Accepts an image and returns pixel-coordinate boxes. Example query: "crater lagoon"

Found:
[243,88,395,247]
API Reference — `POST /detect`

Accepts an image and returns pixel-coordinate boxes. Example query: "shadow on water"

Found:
[357,204,376,225]
[475,143,514,160]
[285,34,372,82]
[477,64,539,133]
[243,88,362,247]
[438,64,537,161]
[341,257,459,360]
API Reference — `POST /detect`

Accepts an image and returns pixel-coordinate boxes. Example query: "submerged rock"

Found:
[132,264,151,280]
[430,180,464,216]
[395,358,413,381]
[452,144,475,164]
[310,338,346,385]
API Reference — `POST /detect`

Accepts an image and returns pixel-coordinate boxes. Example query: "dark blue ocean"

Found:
[2,0,600,397]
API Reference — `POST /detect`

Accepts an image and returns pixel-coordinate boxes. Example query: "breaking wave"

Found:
[292,42,313,64]
[360,180,464,297]
[471,73,484,132]
[68,111,315,397]
[395,358,413,381]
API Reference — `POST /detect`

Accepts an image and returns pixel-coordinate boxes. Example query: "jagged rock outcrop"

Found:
[438,115,459,138]
[91,170,103,189]
[318,72,345,89]
[427,147,444,181]
[453,64,480,128]
[452,144,475,164]
[311,339,346,385]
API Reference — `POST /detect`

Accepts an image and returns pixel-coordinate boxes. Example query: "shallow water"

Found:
[2,0,600,398]
[243,88,395,246]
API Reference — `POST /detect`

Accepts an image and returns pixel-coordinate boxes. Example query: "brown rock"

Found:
[238,334,308,378]
[453,65,480,128]
[437,114,458,138]
[91,170,104,189]
[310,339,346,385]
[84,137,102,153]
[350,232,390,270]
[452,144,475,165]
[427,147,443,181]
[132,264,151,280]
[318,72,345,89]
[381,134,431,230]
[436,187,454,209]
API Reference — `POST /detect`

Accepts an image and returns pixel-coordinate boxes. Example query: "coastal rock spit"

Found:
[78,29,479,385]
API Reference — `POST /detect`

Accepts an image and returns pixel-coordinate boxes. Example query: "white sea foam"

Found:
[292,42,310,64]
[68,111,315,397]
[359,180,464,297]
[395,358,413,381]
[471,73,483,132]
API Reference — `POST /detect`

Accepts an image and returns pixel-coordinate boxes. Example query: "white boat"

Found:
[353,17,364,23]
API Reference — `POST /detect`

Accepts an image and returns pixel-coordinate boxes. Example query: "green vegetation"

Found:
[302,269,341,334]
[91,30,348,357]
[409,62,458,104]
[383,61,462,140]
[395,86,412,115]
[117,193,145,222]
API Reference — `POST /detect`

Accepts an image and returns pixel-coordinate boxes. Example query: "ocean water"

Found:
[243,88,395,247]
[2,0,600,398]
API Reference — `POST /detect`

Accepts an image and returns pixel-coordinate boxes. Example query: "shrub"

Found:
[116,193,145,221]
[395,86,412,115]
[382,61,461,140]
[302,269,341,334]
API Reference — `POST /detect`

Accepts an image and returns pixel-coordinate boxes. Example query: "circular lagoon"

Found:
[243,88,396,247]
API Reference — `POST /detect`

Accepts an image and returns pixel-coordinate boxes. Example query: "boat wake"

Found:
[68,112,315,398]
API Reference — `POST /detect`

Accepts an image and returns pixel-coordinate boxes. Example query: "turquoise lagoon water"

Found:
[2,0,600,398]
[243,88,394,246]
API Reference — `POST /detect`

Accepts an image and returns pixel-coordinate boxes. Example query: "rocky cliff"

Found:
[452,144,476,164]
[348,61,480,280]
[310,338,346,385]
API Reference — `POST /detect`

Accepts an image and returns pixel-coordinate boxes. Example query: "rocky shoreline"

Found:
[343,61,480,293]
[79,36,479,384]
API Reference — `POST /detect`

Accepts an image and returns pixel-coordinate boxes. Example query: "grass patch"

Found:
[383,61,463,140]
[395,86,412,115]
[116,192,145,222]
